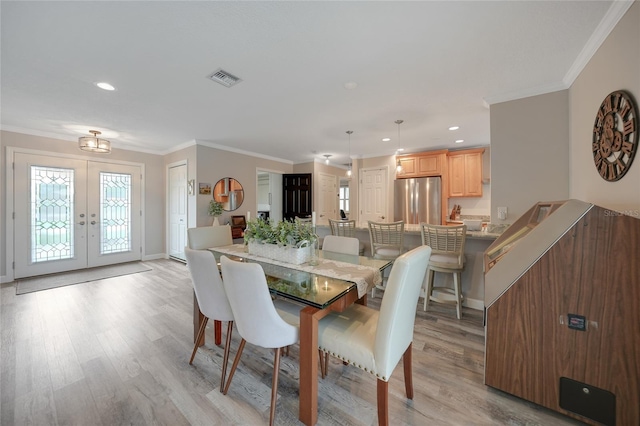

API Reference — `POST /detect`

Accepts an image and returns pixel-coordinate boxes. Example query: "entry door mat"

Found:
[16,262,152,295]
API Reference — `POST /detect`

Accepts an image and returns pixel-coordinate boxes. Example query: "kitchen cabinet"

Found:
[397,150,447,177]
[448,148,484,197]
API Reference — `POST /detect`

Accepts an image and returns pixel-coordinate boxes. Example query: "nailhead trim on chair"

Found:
[319,346,386,380]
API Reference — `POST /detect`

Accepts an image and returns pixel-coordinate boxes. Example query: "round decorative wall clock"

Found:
[592,90,637,181]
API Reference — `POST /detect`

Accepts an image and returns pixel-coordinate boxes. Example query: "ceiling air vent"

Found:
[207,68,242,88]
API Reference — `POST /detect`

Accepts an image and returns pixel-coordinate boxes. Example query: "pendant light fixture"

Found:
[78,130,111,153]
[324,154,332,165]
[395,120,404,173]
[346,130,353,177]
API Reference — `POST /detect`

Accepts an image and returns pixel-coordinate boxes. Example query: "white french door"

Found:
[14,153,142,278]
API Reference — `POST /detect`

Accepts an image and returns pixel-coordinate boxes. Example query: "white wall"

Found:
[490,90,570,223]
[569,2,640,213]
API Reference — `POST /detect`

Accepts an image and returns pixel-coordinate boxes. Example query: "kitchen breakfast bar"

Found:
[314,222,507,310]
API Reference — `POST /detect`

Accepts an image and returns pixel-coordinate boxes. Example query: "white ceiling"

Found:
[1,1,631,166]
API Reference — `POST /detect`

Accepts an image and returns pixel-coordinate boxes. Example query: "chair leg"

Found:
[189,316,209,364]
[454,272,462,319]
[223,338,246,395]
[423,269,435,311]
[269,347,282,426]
[376,379,389,426]
[402,343,413,399]
[318,350,325,379]
[220,321,234,393]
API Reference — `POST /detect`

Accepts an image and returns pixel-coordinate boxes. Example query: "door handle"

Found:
[380,215,385,219]
[91,221,97,225]
[79,221,85,225]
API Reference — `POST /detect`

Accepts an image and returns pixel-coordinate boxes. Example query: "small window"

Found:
[339,185,349,214]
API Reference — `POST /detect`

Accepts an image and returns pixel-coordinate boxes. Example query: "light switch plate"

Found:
[497,206,508,220]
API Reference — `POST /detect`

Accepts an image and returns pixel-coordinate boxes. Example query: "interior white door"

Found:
[317,173,337,225]
[359,167,388,223]
[168,164,187,261]
[14,153,142,278]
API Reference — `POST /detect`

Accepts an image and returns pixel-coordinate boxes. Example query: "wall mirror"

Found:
[213,177,244,211]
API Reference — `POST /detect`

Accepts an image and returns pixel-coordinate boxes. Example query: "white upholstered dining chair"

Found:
[321,235,360,256]
[184,247,234,392]
[328,218,365,255]
[187,225,232,250]
[219,256,301,426]
[317,245,431,426]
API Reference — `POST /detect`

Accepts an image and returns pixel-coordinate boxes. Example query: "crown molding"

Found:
[563,0,635,86]
[193,139,293,165]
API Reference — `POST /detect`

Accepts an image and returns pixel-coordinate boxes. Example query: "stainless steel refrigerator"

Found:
[394,177,441,225]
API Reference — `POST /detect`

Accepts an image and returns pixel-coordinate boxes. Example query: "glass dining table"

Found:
[193,244,392,425]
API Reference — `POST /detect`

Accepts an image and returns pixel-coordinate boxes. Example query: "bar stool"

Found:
[328,218,365,255]
[420,223,467,319]
[368,220,404,298]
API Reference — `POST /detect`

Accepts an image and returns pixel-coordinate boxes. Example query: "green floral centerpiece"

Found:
[208,200,224,225]
[244,218,317,264]
[208,200,224,217]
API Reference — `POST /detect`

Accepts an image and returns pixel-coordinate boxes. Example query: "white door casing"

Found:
[359,167,389,223]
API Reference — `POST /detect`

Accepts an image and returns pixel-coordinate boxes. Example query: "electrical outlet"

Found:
[497,206,508,220]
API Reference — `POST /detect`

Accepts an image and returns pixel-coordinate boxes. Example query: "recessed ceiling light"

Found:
[382,138,391,142]
[96,82,116,91]
[449,126,460,131]
[397,148,404,152]
[455,139,464,144]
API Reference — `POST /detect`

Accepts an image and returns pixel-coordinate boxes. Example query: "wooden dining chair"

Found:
[184,247,234,392]
[317,245,431,426]
[368,220,404,298]
[187,225,233,250]
[420,223,467,319]
[220,256,301,426]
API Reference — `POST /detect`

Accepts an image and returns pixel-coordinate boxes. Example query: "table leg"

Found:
[214,320,222,345]
[300,305,334,425]
[193,291,222,346]
[299,306,319,425]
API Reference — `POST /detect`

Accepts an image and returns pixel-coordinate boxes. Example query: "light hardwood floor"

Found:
[1,259,583,425]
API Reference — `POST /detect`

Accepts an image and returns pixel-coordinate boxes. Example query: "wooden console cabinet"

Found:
[484,200,640,426]
[447,148,484,197]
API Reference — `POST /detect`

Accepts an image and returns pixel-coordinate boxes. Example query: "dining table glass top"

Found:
[208,245,391,309]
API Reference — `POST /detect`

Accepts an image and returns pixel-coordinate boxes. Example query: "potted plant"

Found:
[208,199,224,226]
[244,218,317,264]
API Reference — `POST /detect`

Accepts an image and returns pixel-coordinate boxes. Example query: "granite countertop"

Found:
[317,222,508,240]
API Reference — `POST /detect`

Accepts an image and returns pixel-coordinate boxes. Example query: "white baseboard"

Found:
[463,297,484,311]
[142,253,166,261]
[420,288,484,311]
[1,275,12,284]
